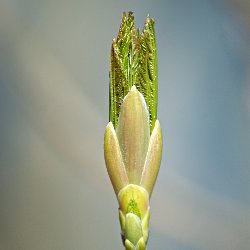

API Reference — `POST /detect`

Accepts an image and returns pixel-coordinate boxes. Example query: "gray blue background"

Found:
[0,0,249,249]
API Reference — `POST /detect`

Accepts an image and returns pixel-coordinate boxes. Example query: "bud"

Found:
[104,12,163,250]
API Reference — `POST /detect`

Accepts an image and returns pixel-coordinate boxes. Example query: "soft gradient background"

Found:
[0,0,249,249]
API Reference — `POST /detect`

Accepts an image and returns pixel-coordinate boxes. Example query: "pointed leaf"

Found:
[109,12,135,128]
[109,13,158,133]
[104,122,129,195]
[140,120,162,196]
[135,16,158,133]
[116,86,150,184]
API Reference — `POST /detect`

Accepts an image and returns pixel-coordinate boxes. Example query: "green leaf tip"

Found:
[109,12,158,133]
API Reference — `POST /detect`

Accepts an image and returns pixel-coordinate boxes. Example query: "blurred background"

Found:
[0,0,249,249]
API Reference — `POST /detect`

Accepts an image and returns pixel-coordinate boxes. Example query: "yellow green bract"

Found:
[104,12,162,250]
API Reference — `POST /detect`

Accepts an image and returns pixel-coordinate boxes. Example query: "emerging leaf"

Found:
[134,15,158,133]
[109,12,158,133]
